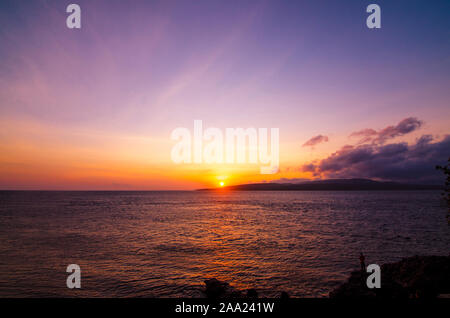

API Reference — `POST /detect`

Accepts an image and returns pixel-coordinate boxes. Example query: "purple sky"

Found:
[0,0,449,189]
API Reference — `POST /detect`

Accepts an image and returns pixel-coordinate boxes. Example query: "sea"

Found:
[0,190,448,297]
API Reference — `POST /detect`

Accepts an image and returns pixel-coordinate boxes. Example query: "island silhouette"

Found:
[198,178,442,191]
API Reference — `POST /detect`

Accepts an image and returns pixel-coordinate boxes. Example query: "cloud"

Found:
[350,117,423,144]
[301,134,450,184]
[302,135,329,147]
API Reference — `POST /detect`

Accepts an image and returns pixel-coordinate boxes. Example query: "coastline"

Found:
[329,255,450,298]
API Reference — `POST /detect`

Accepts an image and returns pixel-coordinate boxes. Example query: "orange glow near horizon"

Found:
[1,116,447,190]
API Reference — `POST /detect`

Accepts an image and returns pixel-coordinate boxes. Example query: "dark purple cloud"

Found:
[350,117,423,144]
[301,134,450,184]
[302,135,329,147]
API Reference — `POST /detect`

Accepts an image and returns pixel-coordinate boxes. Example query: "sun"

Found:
[219,181,225,187]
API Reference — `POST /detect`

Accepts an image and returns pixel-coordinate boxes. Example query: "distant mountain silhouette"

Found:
[198,178,442,191]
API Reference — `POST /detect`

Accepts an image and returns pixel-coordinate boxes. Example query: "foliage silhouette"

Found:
[436,157,450,225]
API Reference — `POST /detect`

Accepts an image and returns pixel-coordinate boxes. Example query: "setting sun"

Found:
[219,181,225,187]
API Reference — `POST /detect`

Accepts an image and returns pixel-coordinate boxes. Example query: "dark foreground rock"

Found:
[203,278,244,298]
[330,255,450,298]
[203,278,289,298]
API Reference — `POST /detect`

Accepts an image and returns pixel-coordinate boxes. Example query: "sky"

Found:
[0,0,449,190]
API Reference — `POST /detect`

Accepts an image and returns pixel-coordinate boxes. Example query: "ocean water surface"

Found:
[0,190,448,297]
